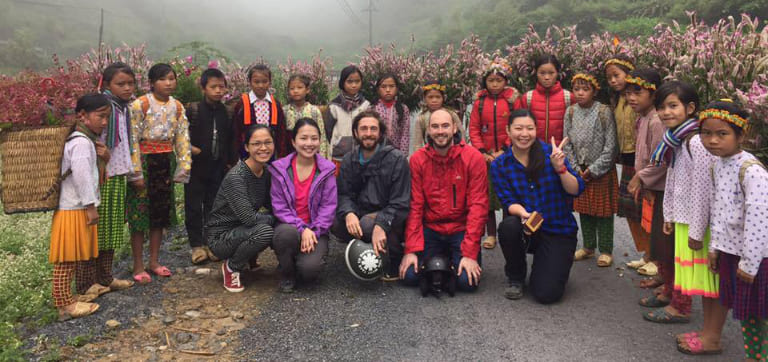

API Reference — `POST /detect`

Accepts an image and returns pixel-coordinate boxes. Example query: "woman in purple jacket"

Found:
[270,118,338,293]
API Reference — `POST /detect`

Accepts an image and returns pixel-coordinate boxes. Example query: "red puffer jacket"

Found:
[468,87,520,153]
[514,82,574,144]
[405,141,488,260]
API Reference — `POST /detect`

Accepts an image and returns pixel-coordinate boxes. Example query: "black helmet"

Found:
[344,239,388,281]
[419,254,456,297]
[422,254,451,273]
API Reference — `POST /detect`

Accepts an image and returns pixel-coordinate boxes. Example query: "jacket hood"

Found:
[535,81,563,95]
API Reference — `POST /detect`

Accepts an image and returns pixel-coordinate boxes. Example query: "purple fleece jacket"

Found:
[268,152,338,235]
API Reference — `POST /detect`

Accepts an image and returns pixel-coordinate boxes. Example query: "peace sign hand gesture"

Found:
[550,137,569,172]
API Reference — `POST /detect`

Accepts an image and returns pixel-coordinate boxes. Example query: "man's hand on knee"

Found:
[345,213,363,239]
[399,253,418,280]
[457,257,482,286]
[371,224,387,256]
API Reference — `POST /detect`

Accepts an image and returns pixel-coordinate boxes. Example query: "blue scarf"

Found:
[650,118,698,167]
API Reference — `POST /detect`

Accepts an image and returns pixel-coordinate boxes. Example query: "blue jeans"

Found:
[402,228,480,292]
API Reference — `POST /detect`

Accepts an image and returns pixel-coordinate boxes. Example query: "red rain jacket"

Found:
[405,140,488,260]
[514,82,574,144]
[468,87,520,153]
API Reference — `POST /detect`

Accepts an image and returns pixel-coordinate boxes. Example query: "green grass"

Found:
[0,207,55,360]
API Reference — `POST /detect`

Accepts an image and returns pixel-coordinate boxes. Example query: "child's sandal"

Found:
[573,248,595,261]
[58,302,99,321]
[597,254,613,267]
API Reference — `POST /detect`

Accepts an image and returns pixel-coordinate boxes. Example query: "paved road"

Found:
[239,217,742,361]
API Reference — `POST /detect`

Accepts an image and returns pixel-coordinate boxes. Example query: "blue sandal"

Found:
[638,294,669,308]
[642,308,690,324]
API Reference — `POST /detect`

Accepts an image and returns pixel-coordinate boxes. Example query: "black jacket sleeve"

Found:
[373,152,411,232]
[336,153,359,219]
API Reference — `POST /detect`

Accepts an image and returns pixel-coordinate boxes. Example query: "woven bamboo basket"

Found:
[0,124,74,214]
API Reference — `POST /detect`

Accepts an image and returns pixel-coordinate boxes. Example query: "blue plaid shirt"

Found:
[490,141,585,235]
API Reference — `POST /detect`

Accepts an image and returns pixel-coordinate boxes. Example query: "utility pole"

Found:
[97,8,104,67]
[363,0,376,47]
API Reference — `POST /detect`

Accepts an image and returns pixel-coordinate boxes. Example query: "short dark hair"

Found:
[700,99,750,136]
[101,62,135,89]
[287,74,311,88]
[247,64,272,82]
[351,109,387,144]
[654,81,699,115]
[200,68,227,88]
[292,118,322,140]
[338,65,363,91]
[148,63,176,87]
[533,54,561,74]
[627,68,662,94]
[244,124,274,146]
[76,93,111,113]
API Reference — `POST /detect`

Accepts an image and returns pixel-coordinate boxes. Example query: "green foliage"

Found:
[601,17,662,37]
[0,207,54,359]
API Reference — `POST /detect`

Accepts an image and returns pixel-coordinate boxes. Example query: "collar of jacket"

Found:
[424,138,467,161]
[535,81,563,95]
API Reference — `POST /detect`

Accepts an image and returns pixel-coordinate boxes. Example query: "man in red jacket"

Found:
[399,109,488,291]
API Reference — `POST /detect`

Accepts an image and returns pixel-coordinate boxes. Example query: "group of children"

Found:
[48,53,767,360]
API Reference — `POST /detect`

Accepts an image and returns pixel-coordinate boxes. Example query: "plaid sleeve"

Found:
[490,155,520,210]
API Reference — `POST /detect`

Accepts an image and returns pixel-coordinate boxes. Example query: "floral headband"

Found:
[422,83,446,92]
[485,60,511,78]
[572,73,600,90]
[605,58,635,71]
[625,76,656,91]
[699,107,748,129]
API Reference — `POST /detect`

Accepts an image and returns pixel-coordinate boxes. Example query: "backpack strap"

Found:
[738,159,767,195]
[241,93,252,125]
[477,94,486,119]
[525,91,534,111]
[42,133,88,201]
[563,90,572,107]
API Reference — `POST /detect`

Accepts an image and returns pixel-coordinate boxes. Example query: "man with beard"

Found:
[400,109,488,291]
[332,110,411,280]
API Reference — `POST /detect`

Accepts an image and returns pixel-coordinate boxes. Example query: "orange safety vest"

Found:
[241,93,278,126]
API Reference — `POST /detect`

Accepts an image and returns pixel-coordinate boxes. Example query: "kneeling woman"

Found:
[490,109,585,304]
[270,118,337,293]
[207,125,276,292]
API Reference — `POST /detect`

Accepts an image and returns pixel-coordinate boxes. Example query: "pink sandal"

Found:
[149,265,172,277]
[677,335,722,355]
[133,271,152,284]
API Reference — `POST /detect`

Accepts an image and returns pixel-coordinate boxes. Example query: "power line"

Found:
[362,0,377,47]
[336,0,365,28]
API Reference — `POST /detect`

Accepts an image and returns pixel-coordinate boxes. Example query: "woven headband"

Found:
[422,84,446,92]
[625,76,656,91]
[605,58,635,71]
[572,73,600,90]
[485,60,511,78]
[699,108,748,129]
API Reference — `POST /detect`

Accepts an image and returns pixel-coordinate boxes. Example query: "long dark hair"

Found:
[654,80,700,155]
[532,54,561,84]
[604,54,635,108]
[375,73,405,122]
[508,109,545,180]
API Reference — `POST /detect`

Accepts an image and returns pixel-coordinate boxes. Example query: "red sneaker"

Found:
[221,262,244,293]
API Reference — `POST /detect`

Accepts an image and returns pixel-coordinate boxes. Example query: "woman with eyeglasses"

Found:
[206,124,277,292]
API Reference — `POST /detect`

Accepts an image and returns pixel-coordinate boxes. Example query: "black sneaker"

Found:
[504,282,524,300]
[278,279,295,293]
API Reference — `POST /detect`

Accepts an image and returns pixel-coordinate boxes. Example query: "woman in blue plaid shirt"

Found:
[491,109,585,304]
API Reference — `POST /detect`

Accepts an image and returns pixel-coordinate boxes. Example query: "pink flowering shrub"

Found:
[278,51,333,105]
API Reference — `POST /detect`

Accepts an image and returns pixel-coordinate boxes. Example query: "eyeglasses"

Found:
[248,141,274,148]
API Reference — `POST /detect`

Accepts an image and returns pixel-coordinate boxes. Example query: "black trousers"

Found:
[272,224,329,282]
[184,163,226,247]
[208,224,274,272]
[498,215,577,304]
[331,212,405,269]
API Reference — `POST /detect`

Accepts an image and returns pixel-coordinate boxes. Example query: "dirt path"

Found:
[25,227,280,361]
